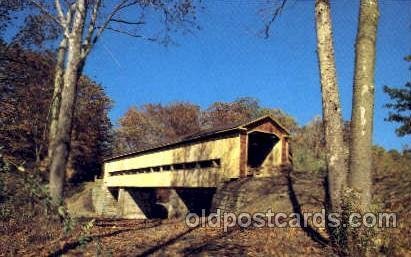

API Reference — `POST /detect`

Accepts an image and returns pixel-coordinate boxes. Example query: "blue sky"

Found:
[84,0,410,150]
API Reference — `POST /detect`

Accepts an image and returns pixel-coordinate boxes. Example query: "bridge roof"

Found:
[105,115,289,162]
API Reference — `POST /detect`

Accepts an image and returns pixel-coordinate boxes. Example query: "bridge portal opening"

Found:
[247,131,279,168]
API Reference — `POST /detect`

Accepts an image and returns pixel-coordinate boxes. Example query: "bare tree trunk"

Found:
[47,37,67,164]
[349,0,379,211]
[315,0,348,213]
[48,0,86,203]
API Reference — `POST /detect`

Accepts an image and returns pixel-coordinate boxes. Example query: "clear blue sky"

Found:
[84,0,410,151]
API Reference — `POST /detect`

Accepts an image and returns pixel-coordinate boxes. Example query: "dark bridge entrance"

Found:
[247,131,279,169]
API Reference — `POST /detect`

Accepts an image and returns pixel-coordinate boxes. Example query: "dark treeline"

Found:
[0,43,112,183]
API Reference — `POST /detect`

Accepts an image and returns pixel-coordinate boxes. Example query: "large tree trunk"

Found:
[314,0,348,213]
[349,0,379,211]
[48,0,86,203]
[47,37,67,163]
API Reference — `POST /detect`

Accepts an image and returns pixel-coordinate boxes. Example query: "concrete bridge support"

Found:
[92,180,119,217]
[117,188,156,219]
[118,188,196,219]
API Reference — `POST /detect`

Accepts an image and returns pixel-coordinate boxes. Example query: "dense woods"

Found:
[0,44,112,182]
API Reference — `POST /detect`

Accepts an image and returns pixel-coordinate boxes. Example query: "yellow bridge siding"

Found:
[104,135,241,186]
[105,167,219,187]
[256,141,282,176]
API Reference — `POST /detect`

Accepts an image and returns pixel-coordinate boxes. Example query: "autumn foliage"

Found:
[0,43,112,182]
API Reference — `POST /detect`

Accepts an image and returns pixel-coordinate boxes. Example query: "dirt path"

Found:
[60,219,329,257]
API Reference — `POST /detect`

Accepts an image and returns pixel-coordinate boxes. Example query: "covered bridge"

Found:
[102,115,292,188]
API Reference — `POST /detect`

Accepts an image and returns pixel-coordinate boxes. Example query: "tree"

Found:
[348,0,379,212]
[0,44,54,165]
[115,102,201,153]
[292,117,326,172]
[116,107,153,153]
[0,46,112,182]
[202,97,261,127]
[314,0,379,254]
[144,102,201,141]
[25,0,199,203]
[383,56,411,137]
[314,0,348,223]
[68,77,112,182]
[313,0,380,253]
[264,0,380,254]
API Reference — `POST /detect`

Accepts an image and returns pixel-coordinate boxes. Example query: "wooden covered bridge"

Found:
[95,116,292,218]
[103,115,292,188]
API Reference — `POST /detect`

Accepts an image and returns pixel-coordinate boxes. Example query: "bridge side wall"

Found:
[104,168,219,188]
[103,134,242,187]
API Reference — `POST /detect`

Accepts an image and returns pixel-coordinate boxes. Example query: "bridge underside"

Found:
[94,185,216,219]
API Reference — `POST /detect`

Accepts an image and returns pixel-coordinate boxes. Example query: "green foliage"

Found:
[0,147,103,253]
[78,219,95,247]
[291,117,326,172]
[0,151,12,220]
[384,83,411,136]
[383,56,411,137]
[0,146,73,224]
[340,187,383,257]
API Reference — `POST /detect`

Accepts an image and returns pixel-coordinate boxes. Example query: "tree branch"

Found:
[263,0,288,39]
[55,0,66,25]
[91,0,131,46]
[110,18,145,25]
[82,0,101,58]
[102,27,156,41]
[28,0,64,29]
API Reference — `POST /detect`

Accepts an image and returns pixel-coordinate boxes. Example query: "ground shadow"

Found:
[134,227,198,257]
[182,227,245,257]
[47,220,162,257]
[286,168,329,246]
